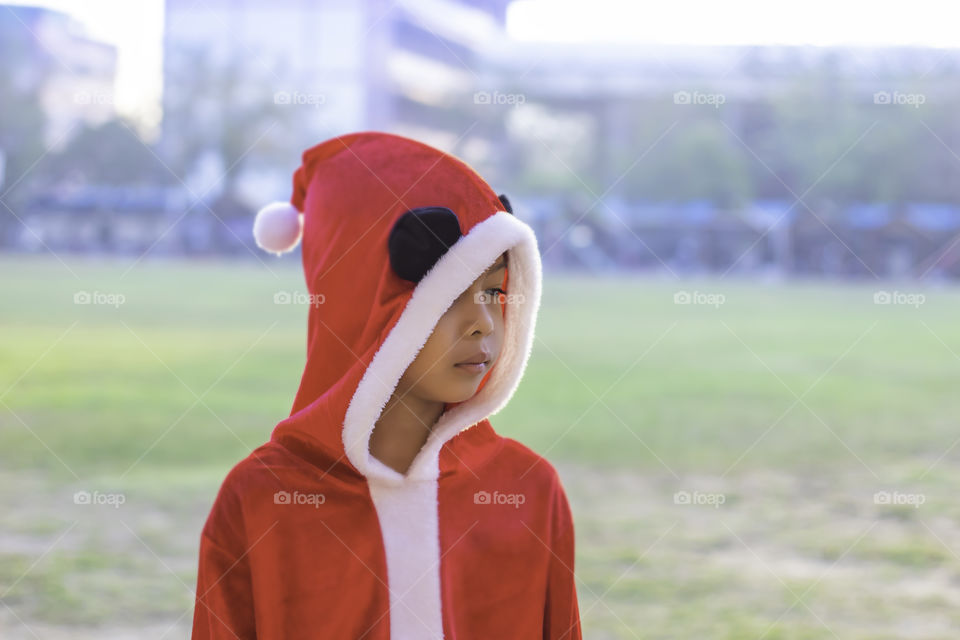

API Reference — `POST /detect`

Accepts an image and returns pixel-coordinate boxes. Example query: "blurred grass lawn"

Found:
[2,254,959,638]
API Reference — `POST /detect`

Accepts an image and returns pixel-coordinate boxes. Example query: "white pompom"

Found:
[253,201,303,256]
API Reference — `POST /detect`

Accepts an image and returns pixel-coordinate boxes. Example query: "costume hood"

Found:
[192,131,582,640]
[255,131,542,487]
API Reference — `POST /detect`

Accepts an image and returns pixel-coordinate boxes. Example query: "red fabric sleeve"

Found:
[543,476,583,640]
[191,477,257,639]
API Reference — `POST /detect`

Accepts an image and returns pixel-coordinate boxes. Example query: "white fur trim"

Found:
[367,478,443,639]
[347,210,541,640]
[252,201,303,256]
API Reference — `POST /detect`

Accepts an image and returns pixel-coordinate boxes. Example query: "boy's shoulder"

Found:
[203,442,313,531]
[221,441,292,483]
[496,435,564,488]
[213,440,311,505]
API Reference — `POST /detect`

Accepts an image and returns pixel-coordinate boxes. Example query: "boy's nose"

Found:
[466,296,497,336]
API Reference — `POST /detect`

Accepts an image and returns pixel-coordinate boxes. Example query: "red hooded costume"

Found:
[191,131,583,639]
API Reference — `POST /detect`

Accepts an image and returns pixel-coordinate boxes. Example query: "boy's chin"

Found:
[440,381,484,404]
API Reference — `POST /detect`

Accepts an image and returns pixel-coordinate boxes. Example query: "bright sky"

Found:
[5,0,959,127]
[507,0,960,47]
[5,0,164,127]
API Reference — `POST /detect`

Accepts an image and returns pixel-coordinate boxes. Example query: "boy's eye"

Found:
[476,288,506,304]
[486,288,506,302]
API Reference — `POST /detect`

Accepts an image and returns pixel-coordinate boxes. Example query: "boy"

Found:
[191,131,583,639]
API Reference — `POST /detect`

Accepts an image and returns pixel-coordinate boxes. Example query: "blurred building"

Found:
[0,5,118,150]
[161,0,510,146]
[159,0,513,242]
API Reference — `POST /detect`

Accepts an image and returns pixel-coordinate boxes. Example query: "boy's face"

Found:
[395,252,508,405]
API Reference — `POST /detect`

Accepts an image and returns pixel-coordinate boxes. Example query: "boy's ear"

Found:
[388,206,463,283]
[497,193,513,214]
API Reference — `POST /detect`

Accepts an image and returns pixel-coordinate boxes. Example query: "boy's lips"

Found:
[455,350,491,366]
[454,350,491,374]
[454,361,488,374]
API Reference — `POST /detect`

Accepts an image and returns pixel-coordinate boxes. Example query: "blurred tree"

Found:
[505,102,601,196]
[753,66,960,207]
[753,69,867,205]
[160,44,292,199]
[39,118,169,186]
[0,13,50,242]
[623,114,752,209]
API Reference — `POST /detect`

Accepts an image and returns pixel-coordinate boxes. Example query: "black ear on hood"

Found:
[388,206,463,283]
[498,193,513,214]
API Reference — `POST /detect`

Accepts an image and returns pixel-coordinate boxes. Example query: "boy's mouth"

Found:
[454,350,491,374]
[454,361,489,374]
